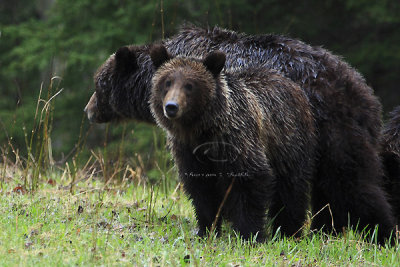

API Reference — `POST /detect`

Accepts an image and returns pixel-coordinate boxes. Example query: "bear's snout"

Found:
[164,101,179,118]
[84,92,98,123]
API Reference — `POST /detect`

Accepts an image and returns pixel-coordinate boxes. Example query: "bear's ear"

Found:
[203,51,226,77]
[115,46,138,73]
[150,45,172,69]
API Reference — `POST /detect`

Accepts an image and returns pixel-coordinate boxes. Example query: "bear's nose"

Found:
[165,101,179,118]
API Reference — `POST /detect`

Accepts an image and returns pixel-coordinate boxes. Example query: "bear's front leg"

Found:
[175,144,226,237]
[227,176,271,242]
[182,175,223,237]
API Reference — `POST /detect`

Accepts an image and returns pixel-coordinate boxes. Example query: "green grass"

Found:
[1,166,399,266]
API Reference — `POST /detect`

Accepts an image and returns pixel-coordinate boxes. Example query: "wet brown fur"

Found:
[150,45,316,240]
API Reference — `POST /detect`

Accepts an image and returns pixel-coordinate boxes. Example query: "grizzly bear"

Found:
[150,45,316,240]
[382,106,400,223]
[87,26,396,241]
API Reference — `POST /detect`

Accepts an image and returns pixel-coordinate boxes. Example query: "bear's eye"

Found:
[185,84,193,92]
[165,80,171,87]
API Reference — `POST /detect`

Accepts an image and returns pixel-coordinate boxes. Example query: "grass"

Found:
[1,168,400,266]
[1,79,400,266]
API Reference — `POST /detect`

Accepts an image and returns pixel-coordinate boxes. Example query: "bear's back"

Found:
[223,68,315,164]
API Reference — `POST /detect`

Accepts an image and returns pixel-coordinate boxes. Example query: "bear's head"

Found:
[149,45,226,128]
[85,45,153,123]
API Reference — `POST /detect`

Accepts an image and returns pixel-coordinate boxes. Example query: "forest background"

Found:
[1,0,400,176]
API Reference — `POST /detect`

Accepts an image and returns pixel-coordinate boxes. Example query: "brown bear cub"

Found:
[150,45,317,240]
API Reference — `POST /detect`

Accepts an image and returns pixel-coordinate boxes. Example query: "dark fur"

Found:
[90,26,396,242]
[92,45,155,123]
[150,46,316,240]
[382,106,400,222]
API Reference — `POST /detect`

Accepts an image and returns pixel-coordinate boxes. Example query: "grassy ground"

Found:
[1,165,399,267]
